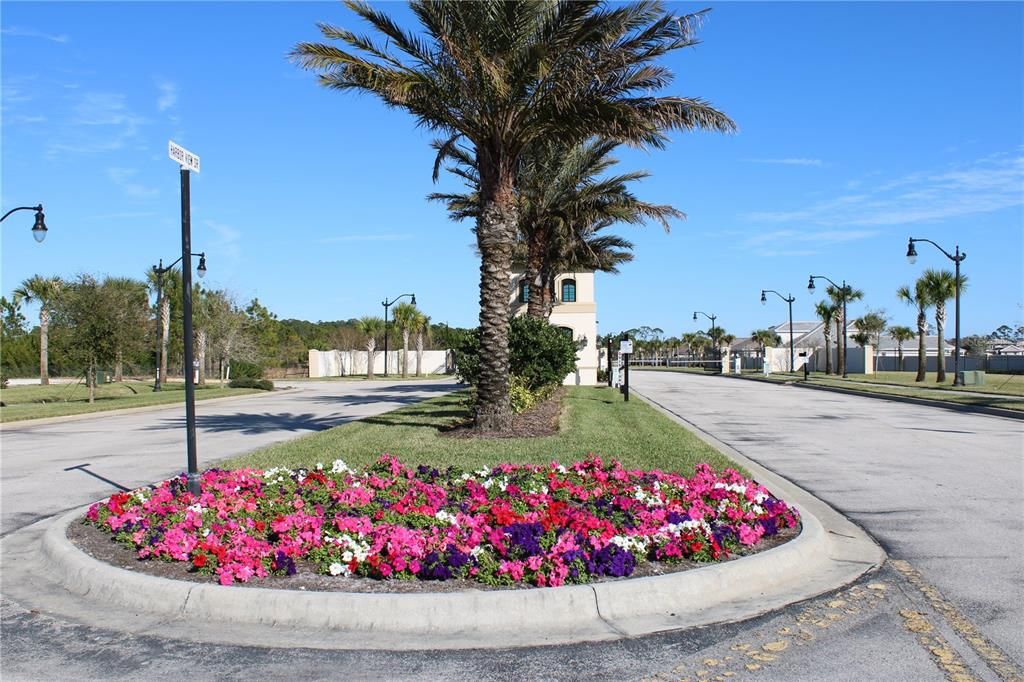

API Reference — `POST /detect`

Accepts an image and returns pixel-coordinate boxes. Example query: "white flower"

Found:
[331,459,353,474]
[435,510,458,526]
[329,562,344,576]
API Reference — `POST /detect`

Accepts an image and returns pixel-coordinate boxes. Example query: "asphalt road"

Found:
[631,370,1024,669]
[0,379,457,536]
[2,374,1023,680]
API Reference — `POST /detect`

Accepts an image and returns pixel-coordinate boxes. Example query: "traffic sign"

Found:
[168,140,200,173]
[620,339,633,354]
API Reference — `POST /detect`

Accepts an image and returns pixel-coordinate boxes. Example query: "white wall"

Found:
[309,349,449,378]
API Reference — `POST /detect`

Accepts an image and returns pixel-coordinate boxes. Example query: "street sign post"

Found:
[169,140,201,496]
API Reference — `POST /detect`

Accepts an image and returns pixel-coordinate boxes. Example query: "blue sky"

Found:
[3,2,1022,341]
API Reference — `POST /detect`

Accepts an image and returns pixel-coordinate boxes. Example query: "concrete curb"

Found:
[716,371,1023,421]
[0,387,303,430]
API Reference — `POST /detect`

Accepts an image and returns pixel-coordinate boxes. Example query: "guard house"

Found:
[510,271,599,386]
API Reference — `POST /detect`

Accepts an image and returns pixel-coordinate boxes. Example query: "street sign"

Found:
[620,339,633,354]
[168,140,200,173]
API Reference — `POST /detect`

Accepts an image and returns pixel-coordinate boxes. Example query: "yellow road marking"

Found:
[892,559,1024,682]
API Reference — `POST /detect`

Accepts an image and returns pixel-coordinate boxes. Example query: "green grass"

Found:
[0,380,261,422]
[220,386,742,477]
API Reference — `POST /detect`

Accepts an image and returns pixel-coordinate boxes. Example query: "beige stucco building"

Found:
[510,271,599,386]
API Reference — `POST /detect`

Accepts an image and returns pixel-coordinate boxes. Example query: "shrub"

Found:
[508,375,536,414]
[0,374,8,389]
[230,361,264,380]
[228,378,274,391]
[455,317,578,392]
[596,368,609,384]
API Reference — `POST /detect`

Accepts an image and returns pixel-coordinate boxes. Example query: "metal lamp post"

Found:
[381,293,415,377]
[808,275,850,379]
[761,289,795,372]
[151,253,206,391]
[693,311,719,373]
[1,204,48,242]
[907,237,966,386]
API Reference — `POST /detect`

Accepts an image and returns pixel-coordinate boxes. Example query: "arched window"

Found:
[519,280,530,303]
[561,278,576,303]
[558,326,574,340]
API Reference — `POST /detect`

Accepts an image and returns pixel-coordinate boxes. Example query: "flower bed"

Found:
[85,455,799,588]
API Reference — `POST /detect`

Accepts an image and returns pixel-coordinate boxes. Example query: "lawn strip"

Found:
[220,386,743,477]
[0,381,261,422]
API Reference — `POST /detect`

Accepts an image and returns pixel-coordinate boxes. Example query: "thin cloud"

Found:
[744,153,1023,227]
[107,168,159,199]
[744,229,878,249]
[204,220,242,267]
[157,81,177,112]
[85,211,158,221]
[318,234,413,243]
[47,91,146,157]
[1,27,69,43]
[744,158,824,167]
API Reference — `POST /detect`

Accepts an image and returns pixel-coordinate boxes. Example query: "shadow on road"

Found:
[147,412,343,435]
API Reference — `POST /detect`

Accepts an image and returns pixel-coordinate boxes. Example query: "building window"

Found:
[559,326,574,340]
[519,281,530,303]
[561,279,576,303]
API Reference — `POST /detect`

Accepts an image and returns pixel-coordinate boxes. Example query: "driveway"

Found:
[630,370,1024,668]
[0,379,458,536]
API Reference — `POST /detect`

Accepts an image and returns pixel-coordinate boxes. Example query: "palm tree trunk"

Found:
[823,331,833,375]
[525,230,548,319]
[160,298,171,386]
[898,344,904,372]
[366,339,376,379]
[915,310,927,382]
[401,329,410,378]
[474,180,515,432]
[415,334,424,376]
[834,317,844,376]
[935,302,947,383]
[39,308,50,385]
[87,363,96,404]
[197,329,207,386]
[115,350,124,382]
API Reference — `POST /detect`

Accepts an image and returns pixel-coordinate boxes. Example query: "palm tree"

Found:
[12,275,62,385]
[356,316,384,379]
[412,311,431,377]
[146,267,182,389]
[292,1,735,431]
[827,284,864,376]
[391,302,418,378]
[853,310,887,374]
[897,280,931,382]
[432,138,681,319]
[751,328,782,368]
[920,269,968,383]
[888,325,916,372]
[814,301,838,375]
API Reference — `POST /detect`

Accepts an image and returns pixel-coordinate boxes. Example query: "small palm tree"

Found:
[292,0,735,431]
[356,316,384,379]
[146,267,182,388]
[12,275,63,385]
[897,280,932,382]
[391,302,418,378]
[751,329,782,367]
[888,325,916,372]
[412,311,431,377]
[814,301,838,375]
[827,284,864,376]
[920,269,968,383]
[853,310,887,373]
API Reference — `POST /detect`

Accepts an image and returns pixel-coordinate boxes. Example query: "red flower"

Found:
[192,554,207,568]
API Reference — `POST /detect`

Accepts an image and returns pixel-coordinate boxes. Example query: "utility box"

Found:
[958,370,986,386]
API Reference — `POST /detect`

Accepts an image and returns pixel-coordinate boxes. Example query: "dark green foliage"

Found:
[228,378,274,391]
[456,317,577,392]
[230,360,264,379]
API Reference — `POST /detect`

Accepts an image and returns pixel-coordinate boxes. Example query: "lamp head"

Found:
[760,291,767,305]
[906,238,917,264]
[31,207,47,243]
[197,254,207,278]
[692,312,697,321]
[807,276,815,291]
[411,294,416,306]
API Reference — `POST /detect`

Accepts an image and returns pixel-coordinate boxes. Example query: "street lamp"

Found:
[808,275,850,379]
[693,310,720,373]
[381,293,415,377]
[907,237,967,386]
[151,252,207,391]
[761,290,795,372]
[1,204,48,242]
